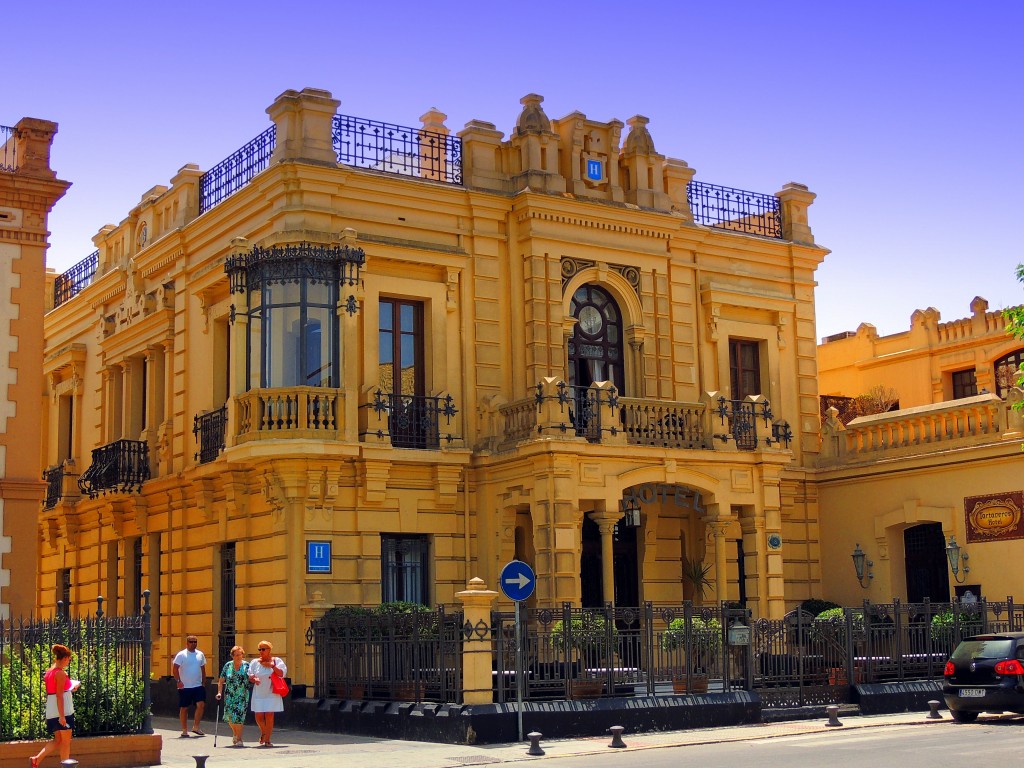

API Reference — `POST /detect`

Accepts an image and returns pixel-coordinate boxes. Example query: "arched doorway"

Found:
[904,523,950,602]
[568,284,625,393]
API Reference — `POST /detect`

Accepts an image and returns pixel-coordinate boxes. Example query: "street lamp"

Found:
[945,535,970,583]
[619,497,641,529]
[851,543,873,589]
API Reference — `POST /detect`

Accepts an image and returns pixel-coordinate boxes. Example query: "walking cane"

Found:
[213,698,222,747]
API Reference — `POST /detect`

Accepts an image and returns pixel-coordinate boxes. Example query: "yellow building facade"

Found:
[816,299,1024,606]
[38,88,830,686]
[0,118,68,618]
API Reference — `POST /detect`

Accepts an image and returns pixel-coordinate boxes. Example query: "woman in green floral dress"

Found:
[215,646,251,746]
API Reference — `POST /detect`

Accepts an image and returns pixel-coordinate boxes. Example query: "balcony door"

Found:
[568,284,625,393]
[379,299,429,448]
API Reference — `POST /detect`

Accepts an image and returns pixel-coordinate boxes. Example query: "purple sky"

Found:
[7,1,1022,339]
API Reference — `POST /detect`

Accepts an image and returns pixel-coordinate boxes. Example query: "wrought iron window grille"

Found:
[53,250,99,308]
[77,439,151,498]
[687,180,783,239]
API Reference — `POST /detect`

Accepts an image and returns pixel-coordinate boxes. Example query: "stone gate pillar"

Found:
[456,578,499,704]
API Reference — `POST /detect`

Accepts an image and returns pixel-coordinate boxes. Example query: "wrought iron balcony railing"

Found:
[687,180,782,239]
[199,125,276,214]
[42,464,65,509]
[0,125,15,172]
[332,114,463,185]
[193,405,228,464]
[364,391,459,449]
[533,382,616,443]
[78,439,150,498]
[53,250,99,308]
[712,397,791,450]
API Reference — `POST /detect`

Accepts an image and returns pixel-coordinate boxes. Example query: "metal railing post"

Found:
[142,589,153,734]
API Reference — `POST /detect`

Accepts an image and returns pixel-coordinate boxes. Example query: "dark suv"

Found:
[943,632,1024,722]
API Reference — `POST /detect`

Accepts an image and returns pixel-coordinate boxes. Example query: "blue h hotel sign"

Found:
[586,159,603,181]
[307,540,332,573]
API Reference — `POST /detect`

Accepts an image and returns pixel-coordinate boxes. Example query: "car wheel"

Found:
[950,709,979,723]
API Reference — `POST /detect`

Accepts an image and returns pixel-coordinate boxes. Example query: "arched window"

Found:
[568,284,625,394]
[225,242,364,389]
[994,348,1024,398]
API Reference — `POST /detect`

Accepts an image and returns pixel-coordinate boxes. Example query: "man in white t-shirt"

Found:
[172,635,208,737]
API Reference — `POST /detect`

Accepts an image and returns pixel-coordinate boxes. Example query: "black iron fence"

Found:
[53,250,99,308]
[199,125,276,214]
[78,439,150,498]
[364,391,460,449]
[0,594,152,741]
[193,405,228,464]
[308,599,1020,707]
[332,114,462,185]
[0,124,15,172]
[306,605,464,703]
[687,180,782,239]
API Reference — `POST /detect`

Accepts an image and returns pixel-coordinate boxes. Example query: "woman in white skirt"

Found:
[248,639,287,747]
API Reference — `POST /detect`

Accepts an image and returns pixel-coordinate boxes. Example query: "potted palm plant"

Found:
[661,615,721,693]
[682,558,713,604]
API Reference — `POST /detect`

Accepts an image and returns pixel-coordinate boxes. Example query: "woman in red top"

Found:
[30,644,79,768]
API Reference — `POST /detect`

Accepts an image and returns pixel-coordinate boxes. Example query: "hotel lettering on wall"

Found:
[964,491,1024,543]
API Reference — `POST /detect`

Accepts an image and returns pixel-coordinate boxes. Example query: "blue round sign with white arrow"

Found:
[499,560,536,602]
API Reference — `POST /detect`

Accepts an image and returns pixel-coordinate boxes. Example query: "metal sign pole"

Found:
[515,599,524,742]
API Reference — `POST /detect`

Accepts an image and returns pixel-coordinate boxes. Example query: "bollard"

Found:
[825,705,843,727]
[192,755,210,768]
[60,761,79,768]
[927,700,943,719]
[608,725,627,748]
[527,731,545,756]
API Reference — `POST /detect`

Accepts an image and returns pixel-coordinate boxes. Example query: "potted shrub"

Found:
[320,605,375,699]
[661,615,721,693]
[550,612,615,698]
[812,608,865,685]
[373,601,439,701]
[930,608,982,646]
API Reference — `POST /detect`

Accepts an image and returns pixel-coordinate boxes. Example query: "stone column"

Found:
[13,118,58,179]
[663,158,695,220]
[458,120,506,192]
[590,508,623,606]
[456,578,499,704]
[708,520,730,605]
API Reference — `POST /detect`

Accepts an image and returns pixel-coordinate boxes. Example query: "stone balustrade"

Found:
[234,386,343,442]
[820,391,1024,465]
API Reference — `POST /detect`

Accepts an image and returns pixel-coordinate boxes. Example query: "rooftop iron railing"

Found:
[53,250,99,308]
[0,125,15,172]
[199,125,276,214]
[687,180,783,239]
[332,114,463,185]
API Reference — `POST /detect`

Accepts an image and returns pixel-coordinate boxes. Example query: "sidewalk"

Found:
[154,711,950,768]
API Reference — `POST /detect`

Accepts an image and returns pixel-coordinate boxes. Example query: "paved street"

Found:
[151,711,1023,768]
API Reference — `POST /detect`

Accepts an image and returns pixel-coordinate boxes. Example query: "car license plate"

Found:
[959,688,985,698]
